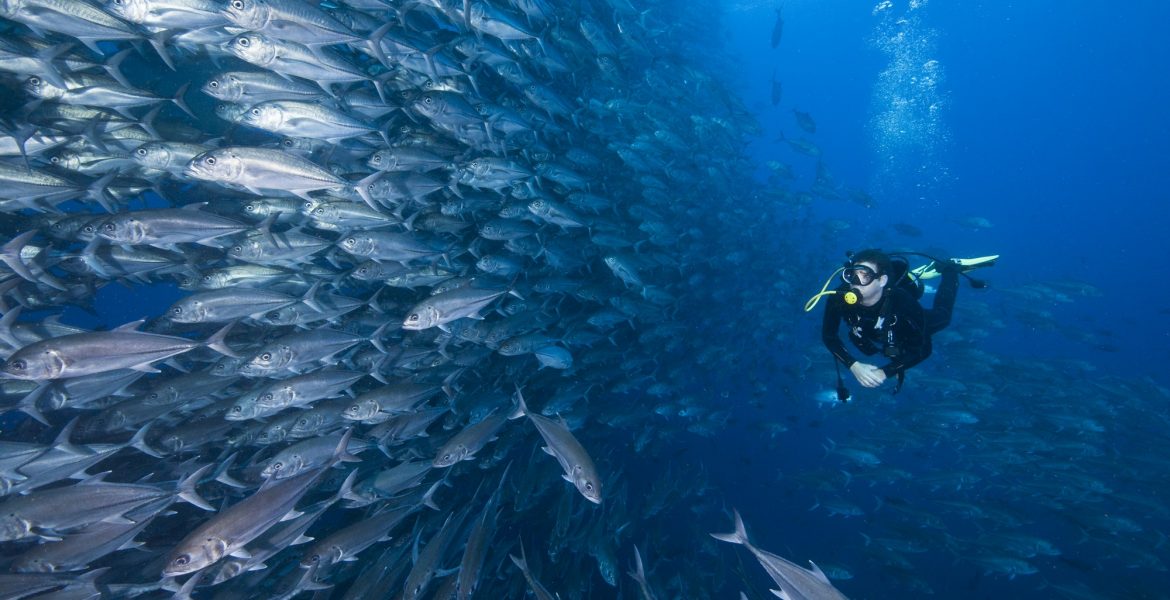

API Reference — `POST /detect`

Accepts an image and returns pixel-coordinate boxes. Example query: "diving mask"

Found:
[842,265,878,286]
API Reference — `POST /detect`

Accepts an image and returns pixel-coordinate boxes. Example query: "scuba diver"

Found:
[806,249,997,399]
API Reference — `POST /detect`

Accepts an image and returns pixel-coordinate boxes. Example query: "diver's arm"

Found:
[881,293,931,376]
[821,298,856,367]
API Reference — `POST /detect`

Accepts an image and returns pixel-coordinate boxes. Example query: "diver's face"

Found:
[852,261,887,305]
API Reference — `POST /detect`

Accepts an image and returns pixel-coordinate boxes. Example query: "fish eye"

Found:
[424,96,433,104]
[29,77,39,85]
[173,555,190,566]
[283,139,295,147]
[251,108,260,115]
[272,461,282,469]
[260,352,271,361]
[237,37,249,47]
[136,148,147,156]
[232,0,243,7]
[407,314,418,322]
[8,360,25,371]
[205,156,216,165]
[103,223,115,231]
[231,245,242,253]
[343,238,355,246]
[263,393,273,401]
[171,307,182,314]
[231,405,242,413]
[265,311,280,320]
[585,482,594,491]
[208,80,218,88]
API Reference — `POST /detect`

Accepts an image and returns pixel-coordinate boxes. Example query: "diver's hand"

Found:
[850,362,887,388]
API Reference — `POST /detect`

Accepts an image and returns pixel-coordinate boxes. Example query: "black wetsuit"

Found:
[822,269,958,379]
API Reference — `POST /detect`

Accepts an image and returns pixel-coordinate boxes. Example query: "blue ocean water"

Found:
[707,1,1170,598]
[724,0,1170,374]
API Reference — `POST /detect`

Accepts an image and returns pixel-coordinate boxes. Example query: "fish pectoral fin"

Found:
[230,548,252,559]
[129,363,162,373]
[541,446,555,457]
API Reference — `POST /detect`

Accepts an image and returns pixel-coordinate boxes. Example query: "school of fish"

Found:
[0,0,792,598]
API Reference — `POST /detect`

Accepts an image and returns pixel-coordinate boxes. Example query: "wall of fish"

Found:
[0,0,778,598]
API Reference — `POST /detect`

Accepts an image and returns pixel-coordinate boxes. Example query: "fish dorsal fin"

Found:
[79,470,112,484]
[114,319,146,332]
[807,559,831,584]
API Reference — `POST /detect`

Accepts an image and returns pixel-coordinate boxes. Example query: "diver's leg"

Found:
[925,267,959,335]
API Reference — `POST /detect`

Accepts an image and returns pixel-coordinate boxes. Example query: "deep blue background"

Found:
[722,0,1170,377]
[706,1,1170,597]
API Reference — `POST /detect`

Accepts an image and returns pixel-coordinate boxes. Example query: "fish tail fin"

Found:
[710,508,748,545]
[334,468,359,506]
[128,421,164,458]
[177,464,215,511]
[147,31,177,71]
[0,304,22,348]
[330,428,355,466]
[368,322,388,353]
[627,544,647,583]
[49,416,85,455]
[213,452,248,489]
[510,385,528,419]
[170,82,195,119]
[301,280,323,313]
[0,230,39,283]
[204,322,240,358]
[421,476,447,511]
[510,538,529,572]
